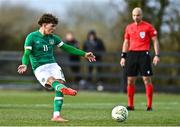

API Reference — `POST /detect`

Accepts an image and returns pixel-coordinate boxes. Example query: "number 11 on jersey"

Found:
[43,45,48,51]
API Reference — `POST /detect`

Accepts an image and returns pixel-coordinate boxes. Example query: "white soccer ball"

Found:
[111,105,128,122]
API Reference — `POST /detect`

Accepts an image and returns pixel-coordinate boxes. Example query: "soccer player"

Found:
[120,7,160,111]
[17,13,96,122]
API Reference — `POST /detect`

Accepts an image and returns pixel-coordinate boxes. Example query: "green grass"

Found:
[0,90,180,126]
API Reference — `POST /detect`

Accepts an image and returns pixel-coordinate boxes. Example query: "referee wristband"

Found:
[155,54,160,57]
[121,52,127,59]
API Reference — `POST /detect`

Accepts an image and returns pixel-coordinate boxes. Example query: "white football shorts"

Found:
[34,63,65,88]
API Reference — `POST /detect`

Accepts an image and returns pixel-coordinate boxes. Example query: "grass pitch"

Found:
[0,90,180,126]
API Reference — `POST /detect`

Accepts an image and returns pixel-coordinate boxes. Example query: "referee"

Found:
[120,7,160,111]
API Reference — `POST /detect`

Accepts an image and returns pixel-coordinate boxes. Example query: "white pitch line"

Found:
[0,102,179,109]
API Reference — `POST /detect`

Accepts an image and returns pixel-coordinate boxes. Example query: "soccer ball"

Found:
[111,105,128,122]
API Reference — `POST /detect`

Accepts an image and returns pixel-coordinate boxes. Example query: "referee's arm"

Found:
[152,36,160,66]
[120,39,129,67]
[152,36,160,56]
[122,39,129,53]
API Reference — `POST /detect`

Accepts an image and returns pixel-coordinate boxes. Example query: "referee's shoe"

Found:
[126,106,134,111]
[147,107,153,111]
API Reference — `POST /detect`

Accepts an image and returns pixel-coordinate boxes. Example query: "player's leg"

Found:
[47,77,77,96]
[57,79,77,95]
[46,78,76,122]
[142,76,153,111]
[51,91,68,122]
[34,63,76,122]
[48,63,77,96]
[127,76,136,110]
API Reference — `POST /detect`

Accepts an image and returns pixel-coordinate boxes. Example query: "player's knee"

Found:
[47,76,56,85]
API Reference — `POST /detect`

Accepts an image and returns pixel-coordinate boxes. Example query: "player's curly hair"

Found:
[38,13,58,26]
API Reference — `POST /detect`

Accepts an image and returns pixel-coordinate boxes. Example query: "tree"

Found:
[111,0,169,48]
[0,3,39,50]
[63,1,120,51]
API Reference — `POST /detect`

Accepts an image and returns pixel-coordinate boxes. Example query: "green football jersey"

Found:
[24,30,64,70]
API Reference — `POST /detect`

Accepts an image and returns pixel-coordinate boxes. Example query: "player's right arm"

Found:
[17,34,33,74]
[18,49,31,74]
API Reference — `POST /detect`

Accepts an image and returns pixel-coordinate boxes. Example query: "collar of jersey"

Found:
[133,20,144,26]
[36,30,52,37]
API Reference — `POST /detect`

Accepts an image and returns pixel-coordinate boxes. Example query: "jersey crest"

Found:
[34,41,40,44]
[41,78,46,83]
[139,31,145,39]
[49,39,54,45]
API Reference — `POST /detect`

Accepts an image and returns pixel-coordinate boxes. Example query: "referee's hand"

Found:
[153,56,160,66]
[120,58,126,67]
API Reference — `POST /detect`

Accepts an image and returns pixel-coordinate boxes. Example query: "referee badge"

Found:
[140,31,145,39]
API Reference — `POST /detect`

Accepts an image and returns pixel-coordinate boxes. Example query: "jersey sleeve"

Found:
[22,49,31,65]
[53,34,64,47]
[124,26,130,40]
[60,43,85,56]
[22,34,32,65]
[149,25,157,38]
[24,34,33,50]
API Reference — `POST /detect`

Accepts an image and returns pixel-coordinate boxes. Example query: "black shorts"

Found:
[126,51,153,76]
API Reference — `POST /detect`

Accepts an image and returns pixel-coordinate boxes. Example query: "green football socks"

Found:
[52,81,67,91]
[53,91,64,117]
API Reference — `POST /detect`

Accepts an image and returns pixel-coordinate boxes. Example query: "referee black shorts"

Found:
[126,51,153,76]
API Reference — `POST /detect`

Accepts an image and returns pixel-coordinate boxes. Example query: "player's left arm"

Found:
[59,42,96,62]
[152,36,160,66]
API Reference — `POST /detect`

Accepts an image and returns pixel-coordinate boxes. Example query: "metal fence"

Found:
[0,51,180,93]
